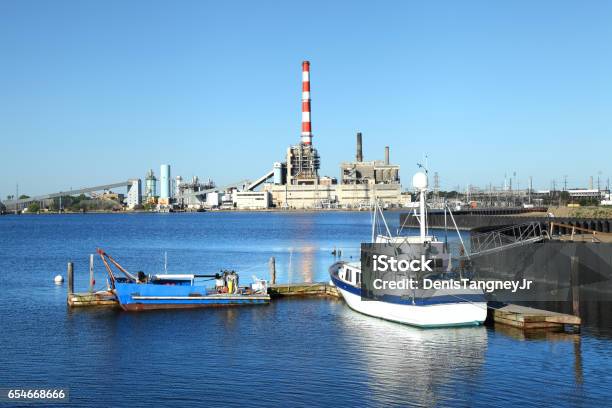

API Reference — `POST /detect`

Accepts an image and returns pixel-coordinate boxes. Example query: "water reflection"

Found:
[336,307,487,407]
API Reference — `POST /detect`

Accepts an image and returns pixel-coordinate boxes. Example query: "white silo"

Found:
[273,162,284,185]
[175,176,183,197]
[160,164,171,199]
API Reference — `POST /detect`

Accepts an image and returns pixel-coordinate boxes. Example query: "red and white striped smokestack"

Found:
[301,61,312,145]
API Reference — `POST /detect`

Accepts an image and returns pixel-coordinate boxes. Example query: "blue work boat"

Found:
[97,249,270,311]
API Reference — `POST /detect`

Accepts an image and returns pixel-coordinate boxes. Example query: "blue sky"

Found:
[1,0,611,197]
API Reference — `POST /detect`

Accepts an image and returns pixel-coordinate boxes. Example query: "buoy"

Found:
[54,275,64,284]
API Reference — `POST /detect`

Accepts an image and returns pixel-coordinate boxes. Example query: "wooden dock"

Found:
[64,257,581,332]
[66,283,339,308]
[489,303,581,330]
[67,291,119,308]
[268,282,339,298]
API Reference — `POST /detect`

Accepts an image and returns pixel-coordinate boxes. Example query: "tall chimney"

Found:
[356,132,363,162]
[384,146,390,165]
[301,61,312,145]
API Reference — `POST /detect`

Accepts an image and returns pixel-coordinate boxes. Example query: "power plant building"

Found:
[174,176,215,209]
[235,191,271,209]
[260,61,405,209]
[340,136,400,185]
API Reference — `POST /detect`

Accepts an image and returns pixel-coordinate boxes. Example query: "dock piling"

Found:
[89,254,94,293]
[571,256,580,319]
[67,262,74,295]
[269,256,276,285]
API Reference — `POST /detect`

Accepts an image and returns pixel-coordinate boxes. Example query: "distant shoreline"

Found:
[1,207,408,216]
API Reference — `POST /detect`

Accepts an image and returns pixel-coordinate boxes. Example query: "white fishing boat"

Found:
[329,171,488,328]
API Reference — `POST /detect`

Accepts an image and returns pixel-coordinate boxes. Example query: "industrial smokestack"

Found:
[301,61,312,145]
[384,146,390,165]
[356,132,363,162]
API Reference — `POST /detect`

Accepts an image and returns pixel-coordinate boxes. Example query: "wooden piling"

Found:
[571,255,580,319]
[89,254,94,293]
[269,256,276,285]
[67,262,74,295]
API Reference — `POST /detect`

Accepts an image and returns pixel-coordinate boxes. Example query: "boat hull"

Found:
[330,263,487,328]
[114,282,270,311]
[336,285,487,328]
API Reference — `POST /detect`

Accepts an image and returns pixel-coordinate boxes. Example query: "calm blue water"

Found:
[1,212,611,407]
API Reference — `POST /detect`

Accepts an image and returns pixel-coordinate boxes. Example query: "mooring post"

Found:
[570,256,580,317]
[269,256,276,285]
[67,262,74,295]
[89,254,94,293]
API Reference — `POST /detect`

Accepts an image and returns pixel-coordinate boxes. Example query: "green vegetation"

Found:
[27,202,40,213]
[550,206,612,219]
[69,199,122,212]
[571,206,612,219]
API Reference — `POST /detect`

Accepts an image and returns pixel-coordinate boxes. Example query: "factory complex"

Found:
[5,60,612,215]
[8,60,407,213]
[142,61,409,211]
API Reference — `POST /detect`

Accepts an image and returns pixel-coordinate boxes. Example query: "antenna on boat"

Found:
[164,251,168,273]
[412,171,428,243]
[444,202,448,250]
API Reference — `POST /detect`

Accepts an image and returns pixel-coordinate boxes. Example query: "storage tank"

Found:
[145,169,157,199]
[175,176,183,197]
[160,164,171,199]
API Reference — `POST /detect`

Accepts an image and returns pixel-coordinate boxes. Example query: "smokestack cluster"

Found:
[356,132,363,162]
[385,146,390,165]
[301,61,312,145]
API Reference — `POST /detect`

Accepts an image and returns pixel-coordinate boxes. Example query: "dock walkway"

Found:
[490,304,581,330]
[269,282,339,297]
[68,291,119,308]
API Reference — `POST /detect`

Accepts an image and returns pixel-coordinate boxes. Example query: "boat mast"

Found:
[412,171,428,243]
[371,200,376,242]
[420,188,426,241]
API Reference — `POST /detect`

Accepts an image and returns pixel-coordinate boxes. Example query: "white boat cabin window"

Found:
[340,267,360,285]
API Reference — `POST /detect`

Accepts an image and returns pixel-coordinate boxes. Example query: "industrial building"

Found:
[340,134,399,185]
[126,179,142,208]
[1,61,407,214]
[174,176,215,209]
[235,191,271,209]
[567,189,605,199]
